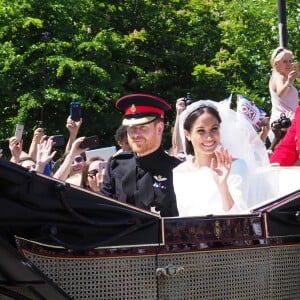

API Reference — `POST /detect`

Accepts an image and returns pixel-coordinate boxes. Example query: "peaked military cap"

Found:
[116,93,171,126]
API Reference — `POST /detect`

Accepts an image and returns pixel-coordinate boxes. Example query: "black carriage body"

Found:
[1,159,300,299]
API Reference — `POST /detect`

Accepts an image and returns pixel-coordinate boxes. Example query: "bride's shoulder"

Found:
[231,158,249,175]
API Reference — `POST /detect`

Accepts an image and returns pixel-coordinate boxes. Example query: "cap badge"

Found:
[130,104,136,113]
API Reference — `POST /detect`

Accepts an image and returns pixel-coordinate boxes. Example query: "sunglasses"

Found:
[73,156,84,163]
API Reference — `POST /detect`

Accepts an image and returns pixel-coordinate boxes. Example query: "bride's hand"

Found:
[210,147,232,185]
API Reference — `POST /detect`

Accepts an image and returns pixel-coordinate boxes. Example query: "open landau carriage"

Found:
[1,159,300,300]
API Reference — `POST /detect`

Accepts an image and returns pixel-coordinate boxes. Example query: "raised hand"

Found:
[210,146,232,186]
[9,137,23,163]
[35,137,57,173]
[66,115,82,136]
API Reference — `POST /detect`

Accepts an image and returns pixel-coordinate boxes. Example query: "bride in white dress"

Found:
[173,100,273,217]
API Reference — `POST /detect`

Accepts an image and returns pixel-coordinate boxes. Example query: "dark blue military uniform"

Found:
[100,147,180,217]
[100,93,181,217]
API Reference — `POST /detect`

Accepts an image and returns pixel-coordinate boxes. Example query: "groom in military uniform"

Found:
[100,94,181,217]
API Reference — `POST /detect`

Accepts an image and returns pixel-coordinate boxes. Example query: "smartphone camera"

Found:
[15,124,24,141]
[79,135,100,149]
[37,121,44,129]
[183,92,193,106]
[70,102,81,122]
[46,135,65,147]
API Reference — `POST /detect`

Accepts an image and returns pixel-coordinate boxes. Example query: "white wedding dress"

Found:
[173,158,250,217]
[173,99,281,217]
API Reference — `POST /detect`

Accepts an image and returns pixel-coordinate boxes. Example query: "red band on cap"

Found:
[124,105,164,117]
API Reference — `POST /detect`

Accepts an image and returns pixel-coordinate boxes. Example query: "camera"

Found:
[70,102,81,122]
[183,92,193,106]
[15,124,24,141]
[37,121,44,129]
[271,113,291,131]
[46,135,65,147]
[79,135,100,149]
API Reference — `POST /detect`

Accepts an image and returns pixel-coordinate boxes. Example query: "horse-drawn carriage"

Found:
[1,158,300,299]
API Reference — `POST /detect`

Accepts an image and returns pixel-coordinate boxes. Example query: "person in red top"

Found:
[270,106,300,166]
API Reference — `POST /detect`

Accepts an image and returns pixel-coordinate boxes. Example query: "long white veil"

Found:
[179,100,276,208]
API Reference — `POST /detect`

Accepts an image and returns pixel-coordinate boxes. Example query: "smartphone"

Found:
[15,124,24,141]
[45,135,65,147]
[52,134,65,147]
[79,135,100,149]
[37,121,44,129]
[70,101,81,122]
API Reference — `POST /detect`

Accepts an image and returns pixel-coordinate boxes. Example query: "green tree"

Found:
[0,0,299,157]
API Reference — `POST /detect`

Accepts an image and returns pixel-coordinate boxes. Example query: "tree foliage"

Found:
[0,0,299,154]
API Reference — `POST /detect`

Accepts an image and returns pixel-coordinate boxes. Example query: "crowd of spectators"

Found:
[0,50,299,218]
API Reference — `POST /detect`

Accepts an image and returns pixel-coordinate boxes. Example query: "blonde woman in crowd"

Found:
[269,47,299,131]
